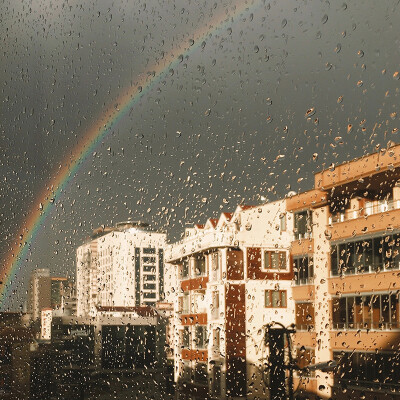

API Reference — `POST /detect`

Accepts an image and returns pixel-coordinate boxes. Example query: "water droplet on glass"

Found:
[347,124,353,133]
[313,153,318,161]
[245,223,252,231]
[266,116,273,123]
[321,14,328,24]
[342,3,348,10]
[189,39,194,46]
[281,18,287,28]
[254,45,259,53]
[335,43,341,53]
[325,63,332,71]
[337,96,343,104]
[393,72,400,80]
[204,109,211,116]
[305,107,316,117]
[357,80,363,87]
[357,50,364,58]
[266,98,272,105]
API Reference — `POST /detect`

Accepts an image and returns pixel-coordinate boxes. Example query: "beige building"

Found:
[288,144,400,399]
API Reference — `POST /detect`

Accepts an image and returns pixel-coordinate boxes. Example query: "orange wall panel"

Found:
[330,208,400,241]
[181,277,208,292]
[291,239,314,256]
[328,271,398,295]
[180,313,207,325]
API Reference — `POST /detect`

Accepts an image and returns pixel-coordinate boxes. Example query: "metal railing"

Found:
[294,277,314,286]
[332,321,400,330]
[330,199,400,224]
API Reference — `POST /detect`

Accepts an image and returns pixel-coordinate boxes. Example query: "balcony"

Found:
[329,199,400,224]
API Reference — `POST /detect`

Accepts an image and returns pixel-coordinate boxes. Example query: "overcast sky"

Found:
[1,0,399,309]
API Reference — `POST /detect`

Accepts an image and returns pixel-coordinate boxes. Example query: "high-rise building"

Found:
[166,201,294,399]
[28,269,51,322]
[76,221,167,318]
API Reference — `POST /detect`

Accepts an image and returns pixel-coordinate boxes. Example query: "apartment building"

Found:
[166,201,295,399]
[288,144,400,399]
[76,221,166,318]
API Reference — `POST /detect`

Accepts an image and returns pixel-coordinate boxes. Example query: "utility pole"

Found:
[264,322,296,400]
[264,322,337,400]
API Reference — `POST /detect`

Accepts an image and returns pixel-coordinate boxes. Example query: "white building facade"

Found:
[76,222,166,318]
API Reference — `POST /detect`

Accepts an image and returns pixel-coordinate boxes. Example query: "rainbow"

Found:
[0,0,261,308]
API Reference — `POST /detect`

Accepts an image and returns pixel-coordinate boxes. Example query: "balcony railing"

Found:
[295,324,315,332]
[294,232,312,240]
[294,277,314,286]
[330,199,400,224]
[332,321,400,330]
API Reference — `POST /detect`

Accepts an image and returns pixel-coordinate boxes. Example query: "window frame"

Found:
[265,290,287,308]
[262,250,288,272]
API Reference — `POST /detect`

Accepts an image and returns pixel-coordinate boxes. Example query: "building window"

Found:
[265,290,287,308]
[194,362,208,384]
[331,233,400,276]
[194,254,206,276]
[178,294,190,314]
[181,327,190,349]
[181,360,191,381]
[280,213,287,231]
[143,247,156,254]
[294,210,312,240]
[211,252,220,271]
[334,350,400,390]
[212,328,221,354]
[194,325,208,349]
[264,251,287,270]
[294,256,314,285]
[211,290,220,319]
[143,283,156,290]
[181,259,189,278]
[332,293,399,330]
[295,302,315,330]
[212,365,222,396]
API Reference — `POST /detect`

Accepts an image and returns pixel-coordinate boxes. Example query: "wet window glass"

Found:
[1,0,400,399]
